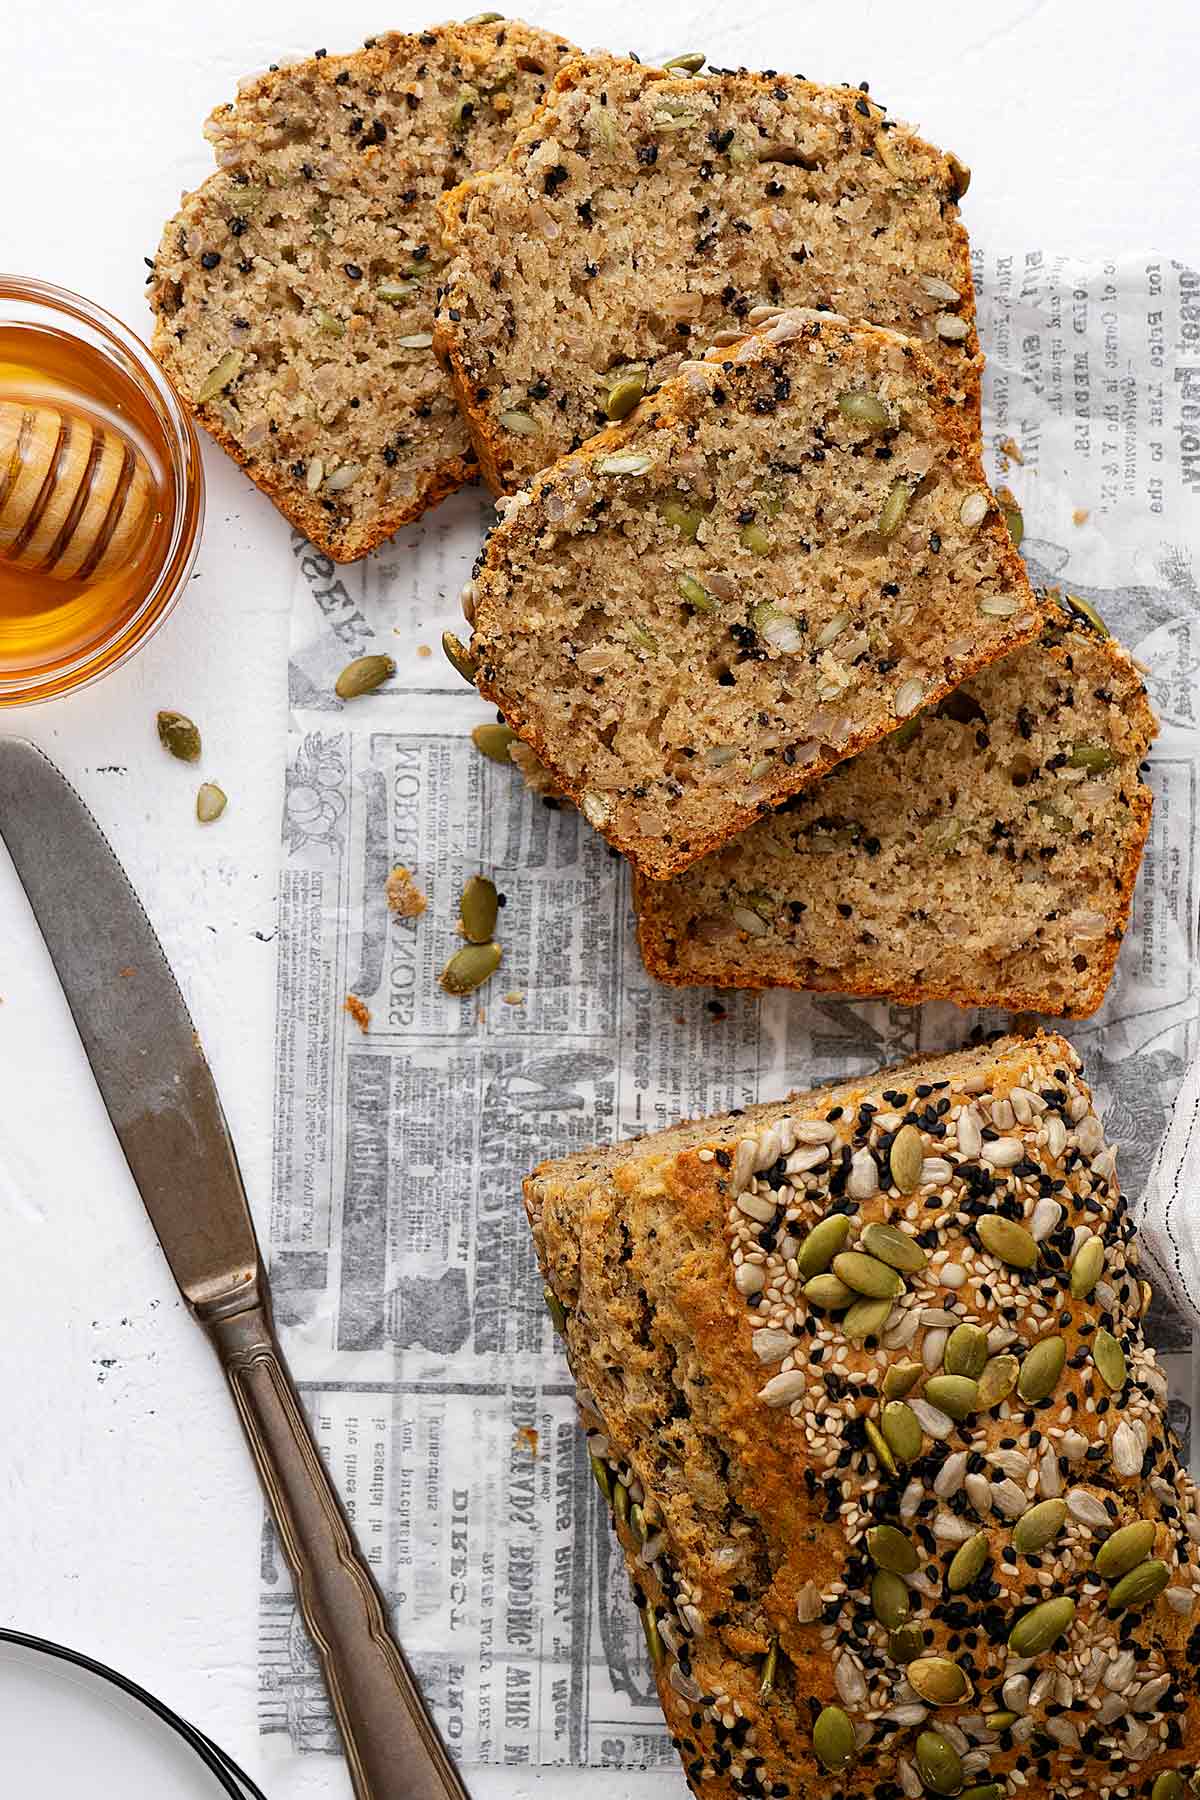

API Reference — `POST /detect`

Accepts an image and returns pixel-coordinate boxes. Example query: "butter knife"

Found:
[0,738,469,1800]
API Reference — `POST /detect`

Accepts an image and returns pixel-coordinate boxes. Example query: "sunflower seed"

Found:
[196,782,227,823]
[925,1376,978,1421]
[1017,1336,1066,1404]
[924,1329,949,1372]
[324,460,362,490]
[847,1147,880,1198]
[837,390,892,433]
[956,1105,983,1158]
[935,1452,969,1499]
[737,1191,777,1224]
[884,1361,924,1400]
[157,710,201,761]
[867,1523,920,1574]
[935,1510,978,1544]
[797,1213,850,1277]
[758,1369,807,1408]
[871,1568,912,1629]
[879,480,912,539]
[336,654,395,699]
[734,1263,764,1296]
[1112,1420,1143,1477]
[499,408,537,436]
[834,1651,866,1707]
[1094,1328,1127,1391]
[1132,1673,1171,1713]
[910,1398,955,1439]
[992,1478,1029,1520]
[944,1324,989,1380]
[813,1705,856,1773]
[910,1658,970,1707]
[439,941,501,995]
[894,677,926,718]
[1108,1559,1169,1612]
[964,1473,993,1517]
[947,1531,989,1592]
[1028,1198,1063,1242]
[844,1295,895,1340]
[796,1580,821,1623]
[460,875,499,944]
[1166,1585,1195,1615]
[915,1730,964,1797]
[751,1327,794,1364]
[936,312,971,341]
[899,1758,924,1799]
[443,630,479,683]
[1008,1595,1076,1656]
[1070,1235,1105,1298]
[882,1401,924,1464]
[959,491,988,528]
[1038,1446,1061,1499]
[976,1355,1019,1410]
[833,1251,902,1299]
[595,451,652,476]
[977,1214,1038,1269]
[1001,1674,1030,1713]
[1013,1499,1068,1554]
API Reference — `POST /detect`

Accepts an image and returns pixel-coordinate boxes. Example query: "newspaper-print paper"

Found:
[258,252,1200,1772]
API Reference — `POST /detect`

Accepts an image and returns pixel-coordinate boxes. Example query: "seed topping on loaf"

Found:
[527,1036,1200,1800]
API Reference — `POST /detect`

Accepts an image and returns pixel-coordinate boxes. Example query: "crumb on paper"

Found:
[508,739,567,799]
[999,436,1025,466]
[515,1425,539,1455]
[416,643,432,658]
[386,864,427,919]
[1073,507,1090,526]
[503,990,525,1006]
[119,966,136,978]
[344,993,370,1032]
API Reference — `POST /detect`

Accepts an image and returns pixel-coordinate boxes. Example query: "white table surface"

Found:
[2,0,1197,1792]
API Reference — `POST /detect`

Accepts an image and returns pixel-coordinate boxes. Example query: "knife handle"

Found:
[203,1297,471,1800]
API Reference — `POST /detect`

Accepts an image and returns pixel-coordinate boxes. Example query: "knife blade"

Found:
[0,738,469,1800]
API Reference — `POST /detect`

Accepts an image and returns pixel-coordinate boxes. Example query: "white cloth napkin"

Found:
[1134,1054,1200,1327]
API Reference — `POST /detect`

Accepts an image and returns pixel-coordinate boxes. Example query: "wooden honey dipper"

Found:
[0,399,156,580]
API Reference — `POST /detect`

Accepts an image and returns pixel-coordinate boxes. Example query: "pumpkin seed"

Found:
[449,84,481,130]
[595,451,652,476]
[833,1251,902,1300]
[882,1401,924,1464]
[797,1213,850,1277]
[837,390,891,433]
[543,1285,567,1335]
[1069,1234,1106,1297]
[890,1623,924,1664]
[472,722,517,763]
[1095,1519,1156,1579]
[661,498,705,539]
[804,1273,855,1310]
[739,522,772,554]
[376,279,419,304]
[661,50,706,72]
[944,1324,989,1380]
[871,1568,912,1629]
[916,1730,964,1796]
[460,874,499,944]
[1093,1327,1128,1391]
[982,1713,1016,1733]
[977,1213,1038,1269]
[442,630,479,684]
[892,716,922,749]
[976,1354,1020,1410]
[336,654,395,699]
[590,1454,612,1501]
[1107,1558,1169,1613]
[195,350,243,405]
[859,1225,927,1276]
[947,152,971,197]
[1017,1336,1066,1404]
[629,1502,646,1545]
[1001,502,1024,549]
[677,573,718,613]
[1007,1594,1075,1656]
[1068,742,1115,774]
[909,1657,969,1707]
[439,941,501,995]
[867,1524,920,1575]
[1065,593,1110,638]
[878,480,912,540]
[758,1638,778,1699]
[813,1705,856,1774]
[844,1295,894,1341]
[753,600,804,654]
[884,1127,924,1198]
[498,408,537,435]
[865,1419,898,1477]
[924,1376,978,1421]
[961,1787,1004,1800]
[157,710,201,762]
[640,1604,664,1669]
[196,782,227,824]
[606,371,646,419]
[947,1531,989,1593]
[1152,1776,1185,1800]
[613,1476,629,1525]
[883,1361,924,1400]
[465,10,504,21]
[1013,1499,1068,1554]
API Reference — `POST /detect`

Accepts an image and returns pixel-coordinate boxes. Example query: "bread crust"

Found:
[434,56,983,496]
[470,313,1038,880]
[525,1032,1200,1800]
[633,616,1159,1017]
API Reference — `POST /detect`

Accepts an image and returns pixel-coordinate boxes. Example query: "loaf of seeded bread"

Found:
[435,55,979,494]
[526,1032,1200,1800]
[467,310,1038,880]
[147,20,578,560]
[636,605,1158,1017]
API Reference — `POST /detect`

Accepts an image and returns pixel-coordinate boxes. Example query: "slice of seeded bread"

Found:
[147,20,578,561]
[435,55,979,493]
[525,1031,1200,1800]
[635,606,1158,1017]
[466,310,1038,880]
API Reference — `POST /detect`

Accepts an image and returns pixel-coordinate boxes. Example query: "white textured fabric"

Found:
[1135,1055,1200,1327]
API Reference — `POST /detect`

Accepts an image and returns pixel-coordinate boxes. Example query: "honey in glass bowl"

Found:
[0,277,203,705]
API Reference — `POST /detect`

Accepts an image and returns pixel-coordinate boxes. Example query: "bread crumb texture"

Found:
[526,1032,1200,1800]
[148,20,579,559]
[436,56,978,493]
[385,863,428,918]
[470,313,1038,879]
[636,609,1157,1016]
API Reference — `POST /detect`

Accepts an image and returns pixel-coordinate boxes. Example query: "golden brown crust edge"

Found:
[633,623,1159,1017]
[470,316,1037,881]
